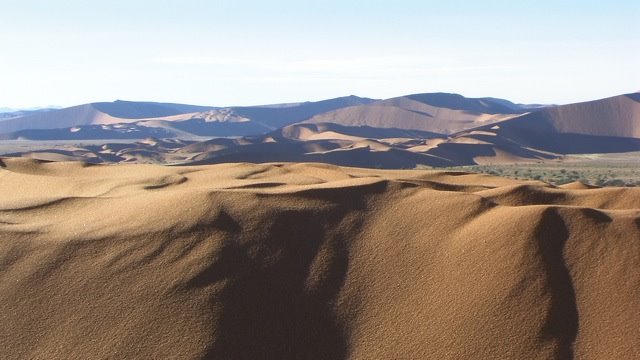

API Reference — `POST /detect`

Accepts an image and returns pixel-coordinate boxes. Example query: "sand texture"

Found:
[0,158,639,359]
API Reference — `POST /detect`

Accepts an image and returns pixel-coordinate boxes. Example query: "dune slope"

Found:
[304,93,523,134]
[0,159,638,359]
[503,93,640,138]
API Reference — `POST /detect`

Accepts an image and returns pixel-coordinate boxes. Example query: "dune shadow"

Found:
[579,208,612,223]
[625,93,640,103]
[534,208,578,359]
[494,126,640,154]
[197,204,355,360]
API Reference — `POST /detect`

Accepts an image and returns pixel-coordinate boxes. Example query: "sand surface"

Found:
[0,158,639,359]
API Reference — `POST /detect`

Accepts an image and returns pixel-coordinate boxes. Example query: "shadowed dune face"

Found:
[478,93,640,140]
[0,159,639,359]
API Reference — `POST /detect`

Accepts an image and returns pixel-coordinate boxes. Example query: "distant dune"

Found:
[0,104,119,133]
[447,93,640,157]
[0,96,374,139]
[487,93,640,138]
[0,159,638,359]
[0,101,213,134]
[279,122,444,141]
[2,92,640,167]
[0,108,58,121]
[304,93,525,134]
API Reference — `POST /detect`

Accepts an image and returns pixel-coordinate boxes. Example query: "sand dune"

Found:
[305,93,524,134]
[2,93,639,167]
[279,122,444,141]
[0,96,374,139]
[0,102,212,134]
[0,158,638,359]
[0,104,121,133]
[498,93,640,138]
[413,93,640,163]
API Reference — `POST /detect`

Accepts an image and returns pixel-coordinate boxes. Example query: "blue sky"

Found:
[1,0,638,107]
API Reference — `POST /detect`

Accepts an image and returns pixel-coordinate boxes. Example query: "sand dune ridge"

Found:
[0,159,638,359]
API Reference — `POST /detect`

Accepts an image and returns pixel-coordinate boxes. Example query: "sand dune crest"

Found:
[0,159,638,359]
